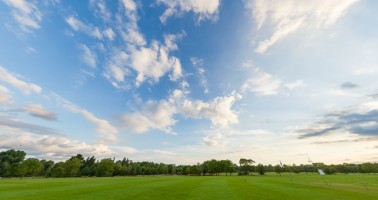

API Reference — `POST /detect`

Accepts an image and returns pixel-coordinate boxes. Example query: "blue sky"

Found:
[0,0,377,165]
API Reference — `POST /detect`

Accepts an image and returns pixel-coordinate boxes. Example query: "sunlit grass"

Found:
[1,173,377,200]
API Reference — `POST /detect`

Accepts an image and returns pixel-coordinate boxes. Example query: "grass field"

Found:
[1,173,377,200]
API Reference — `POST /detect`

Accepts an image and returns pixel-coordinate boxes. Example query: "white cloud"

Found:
[79,44,97,68]
[90,0,112,22]
[245,0,360,53]
[202,92,242,128]
[54,95,118,143]
[203,131,226,147]
[103,28,116,40]
[157,0,221,24]
[118,0,146,46]
[3,0,42,31]
[122,0,137,11]
[202,128,271,148]
[25,47,37,54]
[242,67,281,95]
[120,100,177,135]
[96,1,184,89]
[24,104,57,121]
[191,57,209,94]
[0,85,12,105]
[129,40,183,86]
[0,132,115,160]
[0,66,41,95]
[285,80,306,90]
[119,90,241,134]
[65,16,103,39]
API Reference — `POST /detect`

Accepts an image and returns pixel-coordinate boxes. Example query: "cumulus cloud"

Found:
[244,0,360,53]
[54,95,118,143]
[119,89,241,134]
[157,0,221,24]
[95,1,184,89]
[24,104,57,121]
[120,100,177,135]
[129,40,183,86]
[242,67,281,95]
[79,44,97,68]
[297,100,378,139]
[2,0,42,31]
[0,66,41,95]
[105,32,184,88]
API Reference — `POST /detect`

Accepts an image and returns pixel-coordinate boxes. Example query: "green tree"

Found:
[256,164,265,175]
[239,158,255,175]
[0,149,26,177]
[51,162,65,177]
[20,158,43,177]
[221,160,235,176]
[274,164,282,176]
[361,163,376,173]
[81,156,96,176]
[113,161,123,176]
[64,157,81,177]
[39,160,54,177]
[95,158,114,177]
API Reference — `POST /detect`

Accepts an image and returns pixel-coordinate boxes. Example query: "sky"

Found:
[0,0,377,165]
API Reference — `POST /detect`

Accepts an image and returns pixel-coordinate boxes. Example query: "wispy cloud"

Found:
[245,0,360,53]
[298,100,378,139]
[89,0,112,23]
[0,132,115,160]
[285,80,306,90]
[0,117,60,135]
[23,104,57,121]
[157,0,221,24]
[79,44,97,68]
[191,57,209,94]
[65,16,103,39]
[0,66,41,95]
[242,67,281,95]
[0,85,12,105]
[341,82,358,89]
[25,47,37,54]
[54,94,118,143]
[2,0,42,31]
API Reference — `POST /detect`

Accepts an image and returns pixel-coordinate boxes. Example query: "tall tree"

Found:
[64,157,81,177]
[274,164,282,176]
[256,164,265,175]
[0,149,26,177]
[239,158,255,175]
[20,158,43,177]
[95,158,114,177]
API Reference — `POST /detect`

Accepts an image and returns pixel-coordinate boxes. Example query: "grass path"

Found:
[1,174,377,199]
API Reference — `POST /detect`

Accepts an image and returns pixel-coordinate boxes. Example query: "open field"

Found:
[1,174,378,200]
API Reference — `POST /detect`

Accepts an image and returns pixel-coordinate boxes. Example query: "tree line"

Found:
[0,149,377,178]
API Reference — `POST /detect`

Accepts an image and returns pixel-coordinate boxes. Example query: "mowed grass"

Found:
[1,173,378,200]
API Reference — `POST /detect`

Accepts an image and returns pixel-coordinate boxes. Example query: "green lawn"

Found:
[1,174,377,199]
